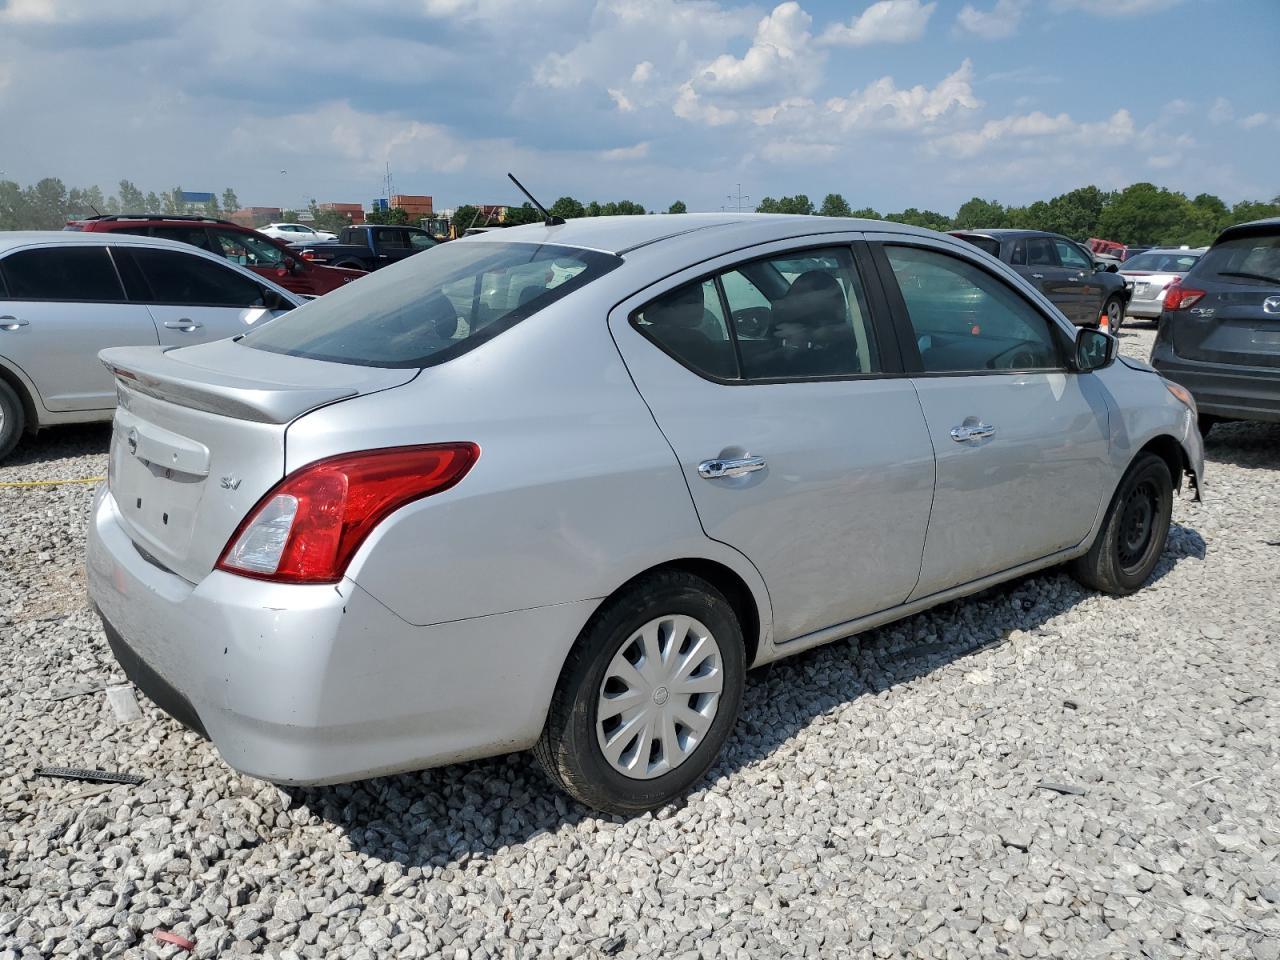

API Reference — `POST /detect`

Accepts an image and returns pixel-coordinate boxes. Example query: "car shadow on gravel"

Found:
[1,423,111,469]
[287,521,1206,870]
[1201,420,1280,471]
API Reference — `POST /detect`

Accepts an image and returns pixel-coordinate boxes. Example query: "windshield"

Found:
[1123,251,1200,273]
[1198,234,1280,285]
[243,241,621,367]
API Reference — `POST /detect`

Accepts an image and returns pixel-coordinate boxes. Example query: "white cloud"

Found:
[1209,97,1233,125]
[824,59,980,131]
[631,61,654,84]
[598,142,650,160]
[759,140,839,164]
[956,0,1026,40]
[691,2,819,96]
[673,82,741,126]
[0,0,174,23]
[931,107,1134,158]
[1241,112,1276,130]
[608,88,635,112]
[821,0,936,46]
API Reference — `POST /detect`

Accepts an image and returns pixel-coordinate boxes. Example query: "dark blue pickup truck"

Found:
[290,224,438,271]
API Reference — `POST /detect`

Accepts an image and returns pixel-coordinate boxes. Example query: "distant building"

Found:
[391,194,433,217]
[229,207,282,228]
[320,202,365,225]
[180,191,216,205]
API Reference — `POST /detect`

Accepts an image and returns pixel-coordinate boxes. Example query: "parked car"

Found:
[0,232,300,460]
[291,224,437,271]
[1150,217,1280,435]
[66,215,366,297]
[259,222,338,243]
[1119,247,1205,322]
[951,229,1130,330]
[88,214,1202,815]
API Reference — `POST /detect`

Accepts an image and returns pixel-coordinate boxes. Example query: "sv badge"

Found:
[220,476,242,491]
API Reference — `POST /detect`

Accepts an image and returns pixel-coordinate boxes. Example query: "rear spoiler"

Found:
[101,345,359,424]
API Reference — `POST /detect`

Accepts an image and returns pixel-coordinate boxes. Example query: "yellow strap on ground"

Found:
[0,477,105,488]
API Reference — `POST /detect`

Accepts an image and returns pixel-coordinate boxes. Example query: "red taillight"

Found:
[217,443,479,584]
[1163,279,1205,311]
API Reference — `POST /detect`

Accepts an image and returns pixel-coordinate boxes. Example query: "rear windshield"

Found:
[1123,251,1201,273]
[244,241,621,367]
[1197,234,1280,285]
[954,235,1001,258]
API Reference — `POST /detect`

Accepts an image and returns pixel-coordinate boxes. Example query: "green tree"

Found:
[818,193,852,218]
[161,187,183,215]
[585,201,603,217]
[0,180,28,230]
[885,207,952,231]
[1040,185,1109,239]
[952,197,1007,230]
[1096,182,1193,245]
[668,200,687,214]
[757,195,814,215]
[118,179,145,213]
[503,202,541,226]
[451,204,481,233]
[849,207,881,219]
[307,201,355,234]
[549,196,586,219]
[366,206,410,225]
[221,188,239,214]
[144,191,162,212]
[26,177,69,229]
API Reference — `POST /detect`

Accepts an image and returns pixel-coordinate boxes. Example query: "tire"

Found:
[0,379,25,462]
[1070,452,1173,596]
[535,570,746,815]
[1103,295,1124,333]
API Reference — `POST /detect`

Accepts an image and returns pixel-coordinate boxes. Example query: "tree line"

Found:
[758,184,1280,247]
[0,178,239,229]
[2,176,1276,246]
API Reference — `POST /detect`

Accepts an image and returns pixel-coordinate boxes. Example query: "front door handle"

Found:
[0,316,29,330]
[1067,276,1080,282]
[698,455,767,479]
[950,423,996,443]
[1030,273,1045,280]
[163,319,203,331]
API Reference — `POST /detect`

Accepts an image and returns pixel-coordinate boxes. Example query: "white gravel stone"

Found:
[3,328,1279,959]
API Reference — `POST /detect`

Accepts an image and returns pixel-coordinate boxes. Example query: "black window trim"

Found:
[0,244,131,304]
[627,239,906,387]
[869,239,1075,378]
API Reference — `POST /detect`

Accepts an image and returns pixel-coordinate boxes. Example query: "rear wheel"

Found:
[535,570,746,815]
[1070,452,1172,595]
[1103,295,1124,333]
[0,379,25,462]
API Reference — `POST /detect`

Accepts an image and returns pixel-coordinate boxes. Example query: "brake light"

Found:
[217,443,479,583]
[1163,279,1205,311]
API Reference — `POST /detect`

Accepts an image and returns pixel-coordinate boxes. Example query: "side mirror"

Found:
[1074,326,1116,372]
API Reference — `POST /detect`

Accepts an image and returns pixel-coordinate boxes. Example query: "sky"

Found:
[1,0,1278,215]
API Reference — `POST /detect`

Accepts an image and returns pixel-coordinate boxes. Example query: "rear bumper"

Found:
[86,486,594,785]
[1151,342,1280,423]
[1125,299,1164,319]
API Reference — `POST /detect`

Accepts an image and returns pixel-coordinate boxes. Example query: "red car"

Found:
[65,215,366,297]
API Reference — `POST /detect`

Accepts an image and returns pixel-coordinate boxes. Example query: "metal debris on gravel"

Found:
[2,329,1278,959]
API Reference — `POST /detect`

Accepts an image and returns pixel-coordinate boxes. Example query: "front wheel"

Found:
[1070,452,1172,595]
[535,570,746,815]
[1103,294,1124,333]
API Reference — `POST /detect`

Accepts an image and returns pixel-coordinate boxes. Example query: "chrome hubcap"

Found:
[596,614,724,780]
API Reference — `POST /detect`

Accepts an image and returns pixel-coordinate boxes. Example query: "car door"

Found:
[0,244,158,411]
[121,246,291,346]
[608,240,936,644]
[1025,236,1082,323]
[1055,237,1103,322]
[206,227,310,295]
[869,235,1111,599]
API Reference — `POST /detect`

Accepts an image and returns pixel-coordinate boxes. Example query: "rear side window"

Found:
[958,236,1001,258]
[132,248,268,307]
[375,229,410,250]
[148,226,218,253]
[244,242,621,368]
[1198,234,1280,284]
[884,245,1061,373]
[631,246,879,382]
[210,229,284,267]
[0,247,125,301]
[1055,240,1092,270]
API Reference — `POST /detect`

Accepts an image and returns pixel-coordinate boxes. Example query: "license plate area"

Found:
[109,411,210,560]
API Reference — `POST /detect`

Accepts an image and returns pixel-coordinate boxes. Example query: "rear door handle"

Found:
[163,319,203,331]
[950,423,996,443]
[698,455,767,479]
[0,316,29,330]
[1031,273,1044,280]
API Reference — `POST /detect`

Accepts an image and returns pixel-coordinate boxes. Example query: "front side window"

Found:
[375,229,410,250]
[0,247,125,301]
[1055,239,1092,270]
[408,231,437,250]
[131,248,267,307]
[211,230,284,267]
[149,226,217,253]
[1027,237,1057,267]
[885,245,1061,373]
[244,242,620,368]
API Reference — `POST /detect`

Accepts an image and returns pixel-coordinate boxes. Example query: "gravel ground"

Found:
[2,325,1278,959]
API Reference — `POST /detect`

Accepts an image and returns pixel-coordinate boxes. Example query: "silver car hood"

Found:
[100,340,418,424]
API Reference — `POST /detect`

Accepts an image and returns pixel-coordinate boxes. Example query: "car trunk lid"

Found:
[1172,286,1280,368]
[101,339,418,583]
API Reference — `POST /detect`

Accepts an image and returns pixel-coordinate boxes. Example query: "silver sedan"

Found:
[1121,247,1206,319]
[87,214,1204,814]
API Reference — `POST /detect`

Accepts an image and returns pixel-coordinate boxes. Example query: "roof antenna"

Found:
[508,173,564,226]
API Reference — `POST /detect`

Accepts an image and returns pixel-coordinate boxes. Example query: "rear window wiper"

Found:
[1217,270,1280,285]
